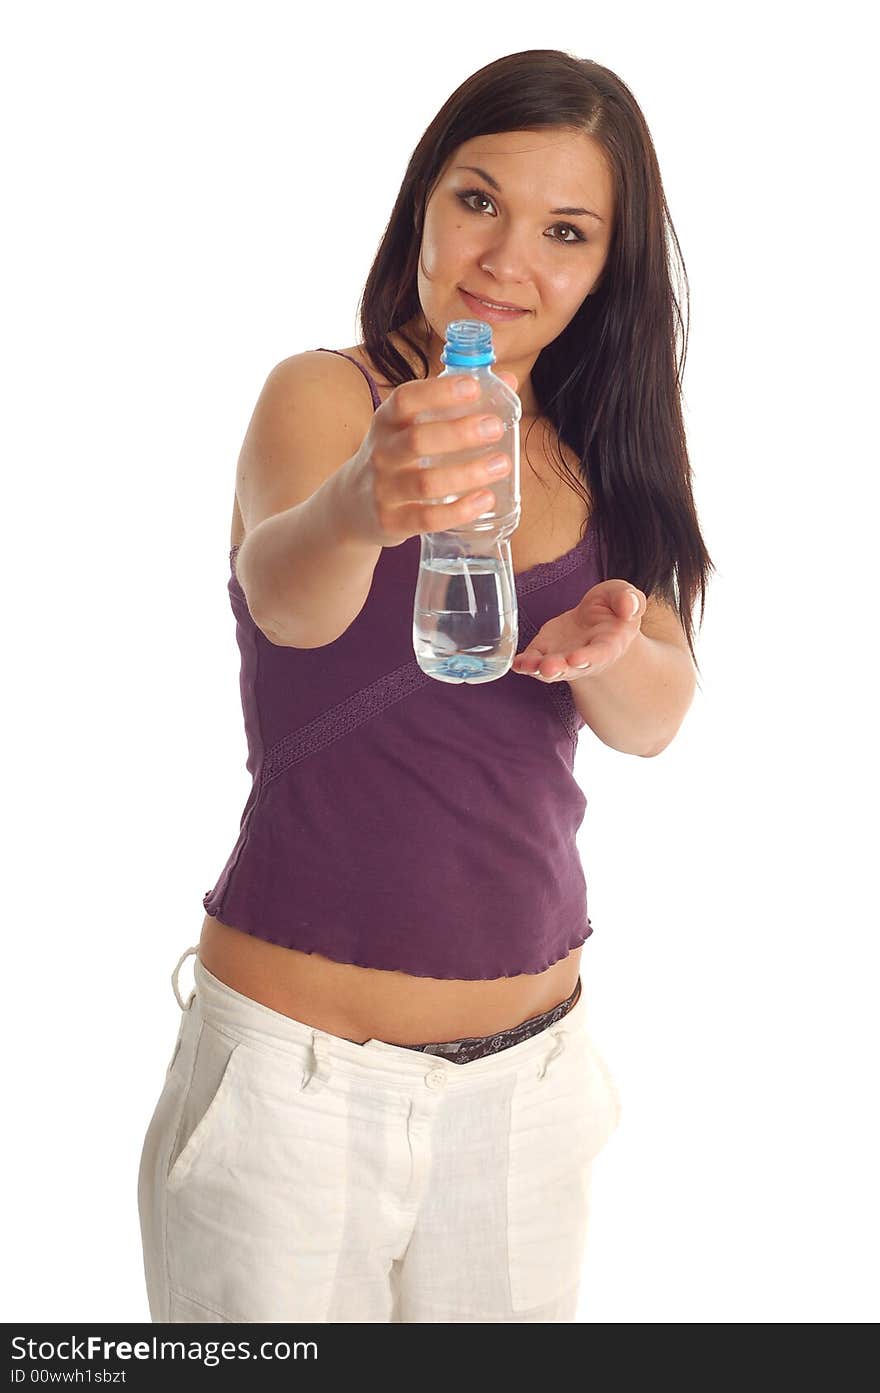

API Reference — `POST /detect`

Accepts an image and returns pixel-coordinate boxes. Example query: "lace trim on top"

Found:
[261,658,427,784]
[228,539,586,774]
[257,636,579,787]
[229,519,595,599]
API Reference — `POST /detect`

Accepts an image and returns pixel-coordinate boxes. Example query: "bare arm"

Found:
[570,630,696,756]
[238,455,381,649]
[233,351,517,649]
[232,352,381,649]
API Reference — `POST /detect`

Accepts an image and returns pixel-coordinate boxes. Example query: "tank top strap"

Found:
[315,347,382,412]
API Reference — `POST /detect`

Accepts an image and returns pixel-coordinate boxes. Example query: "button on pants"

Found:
[137,946,622,1323]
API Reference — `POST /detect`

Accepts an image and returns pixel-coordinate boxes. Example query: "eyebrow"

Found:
[454,165,605,223]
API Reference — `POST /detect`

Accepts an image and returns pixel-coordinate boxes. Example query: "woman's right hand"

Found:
[341,369,518,549]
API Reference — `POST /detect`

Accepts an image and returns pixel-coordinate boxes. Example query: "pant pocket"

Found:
[165,1025,348,1323]
[137,1018,195,1322]
[506,1030,621,1312]
[166,1020,244,1191]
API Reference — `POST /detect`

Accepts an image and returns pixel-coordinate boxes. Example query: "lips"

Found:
[462,287,526,311]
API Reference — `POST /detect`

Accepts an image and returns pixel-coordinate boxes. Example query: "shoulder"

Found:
[268,348,380,431]
[338,335,431,402]
[337,344,389,381]
[271,347,374,390]
[336,344,398,403]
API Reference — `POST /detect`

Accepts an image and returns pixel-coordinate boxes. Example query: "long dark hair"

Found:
[358,49,714,674]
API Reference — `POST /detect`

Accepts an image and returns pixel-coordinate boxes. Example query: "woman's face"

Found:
[413,128,615,394]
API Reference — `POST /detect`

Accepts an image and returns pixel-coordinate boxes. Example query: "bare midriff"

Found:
[198,914,583,1045]
[202,334,590,1046]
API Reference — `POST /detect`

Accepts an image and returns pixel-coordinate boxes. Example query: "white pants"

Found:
[137,946,622,1323]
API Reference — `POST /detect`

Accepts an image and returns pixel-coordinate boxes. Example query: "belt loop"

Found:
[171,945,199,1012]
[300,1031,330,1091]
[537,1027,566,1081]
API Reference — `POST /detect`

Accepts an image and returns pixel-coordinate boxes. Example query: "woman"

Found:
[137,49,713,1324]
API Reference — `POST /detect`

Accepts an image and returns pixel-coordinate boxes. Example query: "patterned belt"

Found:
[395,977,583,1065]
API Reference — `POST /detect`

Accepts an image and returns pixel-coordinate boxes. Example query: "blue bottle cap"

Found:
[441,319,495,368]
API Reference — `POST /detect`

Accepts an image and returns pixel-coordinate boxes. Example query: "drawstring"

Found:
[537,1027,566,1081]
[171,945,199,1011]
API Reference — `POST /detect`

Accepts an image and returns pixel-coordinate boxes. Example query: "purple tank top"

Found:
[202,348,606,979]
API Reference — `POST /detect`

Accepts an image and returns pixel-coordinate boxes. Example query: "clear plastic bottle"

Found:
[412,320,522,684]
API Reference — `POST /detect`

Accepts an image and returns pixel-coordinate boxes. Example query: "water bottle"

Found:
[412,320,522,684]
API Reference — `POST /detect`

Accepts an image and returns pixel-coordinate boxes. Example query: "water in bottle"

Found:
[412,320,522,684]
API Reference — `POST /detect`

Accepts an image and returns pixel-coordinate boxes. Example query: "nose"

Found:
[478,231,533,291]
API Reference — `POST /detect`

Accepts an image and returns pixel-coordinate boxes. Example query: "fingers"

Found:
[384,370,517,510]
[513,653,592,680]
[391,373,478,421]
[619,586,644,620]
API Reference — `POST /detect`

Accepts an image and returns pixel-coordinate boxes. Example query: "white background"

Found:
[3,0,877,1323]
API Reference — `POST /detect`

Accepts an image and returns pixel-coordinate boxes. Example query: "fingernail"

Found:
[574,662,591,669]
[629,592,640,616]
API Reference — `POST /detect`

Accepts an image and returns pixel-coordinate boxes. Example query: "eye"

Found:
[455,188,587,245]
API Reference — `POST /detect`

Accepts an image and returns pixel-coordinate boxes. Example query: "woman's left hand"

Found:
[512,579,646,681]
